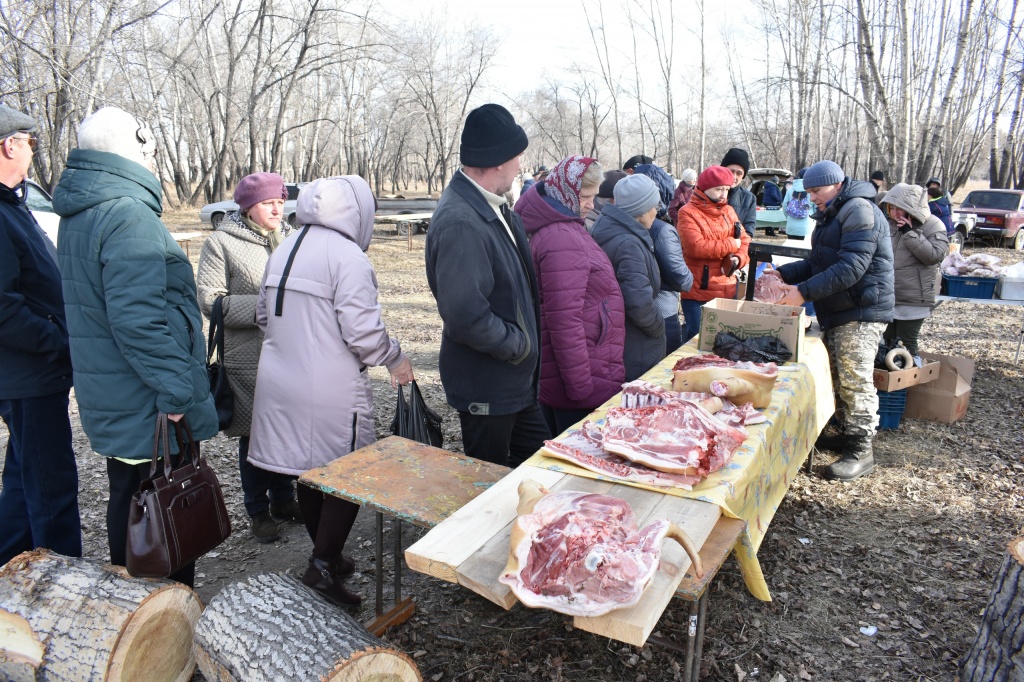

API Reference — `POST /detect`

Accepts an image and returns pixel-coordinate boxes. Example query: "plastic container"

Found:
[876,388,907,430]
[942,275,998,299]
[996,276,1024,300]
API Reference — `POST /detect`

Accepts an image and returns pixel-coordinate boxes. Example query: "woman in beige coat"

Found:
[879,182,949,356]
[197,172,299,544]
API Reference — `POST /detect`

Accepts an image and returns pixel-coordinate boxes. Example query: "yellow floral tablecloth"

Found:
[524,336,834,601]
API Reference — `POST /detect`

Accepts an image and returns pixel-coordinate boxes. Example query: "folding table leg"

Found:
[375,511,384,617]
[393,518,403,604]
[683,598,700,680]
[1015,307,1024,363]
[690,591,709,682]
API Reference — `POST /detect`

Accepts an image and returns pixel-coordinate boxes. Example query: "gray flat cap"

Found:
[0,104,37,140]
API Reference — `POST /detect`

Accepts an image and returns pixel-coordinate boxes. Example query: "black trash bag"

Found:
[713,331,793,364]
[875,337,914,370]
[390,380,443,447]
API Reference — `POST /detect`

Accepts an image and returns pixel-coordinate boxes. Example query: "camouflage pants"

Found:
[823,321,886,437]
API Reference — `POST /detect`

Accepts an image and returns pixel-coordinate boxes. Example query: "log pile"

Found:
[959,536,1024,680]
[0,549,202,681]
[194,572,420,681]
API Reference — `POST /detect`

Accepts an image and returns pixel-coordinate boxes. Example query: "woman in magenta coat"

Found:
[514,156,626,435]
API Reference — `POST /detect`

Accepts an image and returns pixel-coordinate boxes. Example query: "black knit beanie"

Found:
[598,170,628,198]
[459,104,529,168]
[720,148,750,176]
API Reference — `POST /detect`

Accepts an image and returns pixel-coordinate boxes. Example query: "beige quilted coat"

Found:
[196,213,283,437]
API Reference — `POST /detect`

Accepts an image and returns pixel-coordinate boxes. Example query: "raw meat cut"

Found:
[619,380,765,427]
[671,355,779,409]
[499,480,704,617]
[601,403,748,476]
[672,354,778,374]
[754,275,789,303]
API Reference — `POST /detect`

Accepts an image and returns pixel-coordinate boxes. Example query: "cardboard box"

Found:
[873,360,940,392]
[903,352,975,423]
[697,299,807,362]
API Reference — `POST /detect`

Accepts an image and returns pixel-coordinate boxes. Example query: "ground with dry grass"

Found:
[6,208,1023,681]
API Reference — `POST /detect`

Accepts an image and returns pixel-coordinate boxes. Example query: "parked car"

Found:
[21,179,60,246]
[948,210,976,249]
[199,182,305,228]
[955,189,1024,250]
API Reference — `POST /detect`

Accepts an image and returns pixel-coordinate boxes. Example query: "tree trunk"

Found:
[194,572,421,682]
[0,549,202,682]
[959,536,1024,680]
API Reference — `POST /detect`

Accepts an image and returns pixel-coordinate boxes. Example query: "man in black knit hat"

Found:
[722,147,757,237]
[425,104,550,467]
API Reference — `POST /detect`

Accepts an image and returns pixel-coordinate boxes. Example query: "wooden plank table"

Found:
[299,436,509,635]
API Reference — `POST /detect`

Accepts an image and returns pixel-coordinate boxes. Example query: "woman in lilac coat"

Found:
[515,156,626,435]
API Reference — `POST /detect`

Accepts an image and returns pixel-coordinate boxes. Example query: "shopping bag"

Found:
[390,381,443,447]
[206,296,234,430]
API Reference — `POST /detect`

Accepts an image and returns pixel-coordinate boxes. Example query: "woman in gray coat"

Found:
[880,182,949,356]
[249,175,414,607]
[197,172,299,544]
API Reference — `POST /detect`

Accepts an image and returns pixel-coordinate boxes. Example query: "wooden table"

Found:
[299,436,509,635]
[172,231,202,259]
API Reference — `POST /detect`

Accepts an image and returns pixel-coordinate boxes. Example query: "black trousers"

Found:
[296,484,359,560]
[884,318,926,357]
[458,403,551,468]
[106,456,195,587]
[540,404,592,438]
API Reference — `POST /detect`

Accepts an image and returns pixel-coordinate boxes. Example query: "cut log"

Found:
[959,536,1024,681]
[194,572,421,682]
[0,549,202,682]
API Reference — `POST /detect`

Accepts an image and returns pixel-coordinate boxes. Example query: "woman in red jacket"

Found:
[676,165,751,342]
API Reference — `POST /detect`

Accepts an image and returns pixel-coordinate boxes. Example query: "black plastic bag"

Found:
[713,331,793,364]
[206,297,233,430]
[390,381,443,447]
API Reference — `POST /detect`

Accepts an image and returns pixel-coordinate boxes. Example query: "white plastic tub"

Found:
[997,276,1024,300]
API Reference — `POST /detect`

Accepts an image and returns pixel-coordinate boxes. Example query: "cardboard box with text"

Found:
[903,352,975,423]
[698,299,806,362]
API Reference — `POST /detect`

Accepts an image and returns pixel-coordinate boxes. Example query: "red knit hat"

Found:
[697,165,734,192]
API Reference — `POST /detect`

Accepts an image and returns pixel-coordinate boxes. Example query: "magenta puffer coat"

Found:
[515,184,626,411]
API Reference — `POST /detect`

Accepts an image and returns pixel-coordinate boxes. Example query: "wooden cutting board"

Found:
[405,466,720,646]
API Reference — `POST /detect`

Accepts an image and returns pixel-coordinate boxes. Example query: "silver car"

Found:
[22,179,60,246]
[199,182,305,228]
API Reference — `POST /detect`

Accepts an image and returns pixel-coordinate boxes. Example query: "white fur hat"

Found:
[77,107,157,170]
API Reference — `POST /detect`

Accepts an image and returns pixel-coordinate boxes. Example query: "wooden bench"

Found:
[172,231,202,259]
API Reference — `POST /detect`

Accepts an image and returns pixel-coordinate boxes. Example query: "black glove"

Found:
[898,223,913,234]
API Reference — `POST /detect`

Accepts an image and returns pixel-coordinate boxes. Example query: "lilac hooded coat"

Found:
[249,176,407,476]
[515,183,626,411]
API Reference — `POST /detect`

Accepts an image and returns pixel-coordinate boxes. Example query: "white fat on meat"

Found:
[672,354,778,375]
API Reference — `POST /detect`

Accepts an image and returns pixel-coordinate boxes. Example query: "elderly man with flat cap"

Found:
[0,104,82,565]
[425,103,550,467]
[762,160,894,482]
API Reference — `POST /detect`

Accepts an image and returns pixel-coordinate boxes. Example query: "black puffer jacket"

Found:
[777,179,895,330]
[728,185,757,237]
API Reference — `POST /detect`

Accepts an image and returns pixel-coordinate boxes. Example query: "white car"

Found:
[22,179,60,246]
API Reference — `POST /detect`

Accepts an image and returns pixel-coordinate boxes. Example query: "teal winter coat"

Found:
[54,149,217,457]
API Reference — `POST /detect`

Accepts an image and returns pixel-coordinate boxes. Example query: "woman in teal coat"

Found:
[54,107,217,586]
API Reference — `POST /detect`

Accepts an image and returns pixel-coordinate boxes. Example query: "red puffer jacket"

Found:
[676,190,751,303]
[515,184,626,410]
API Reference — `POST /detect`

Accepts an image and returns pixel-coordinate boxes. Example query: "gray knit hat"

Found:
[0,104,37,140]
[802,160,845,189]
[613,173,660,217]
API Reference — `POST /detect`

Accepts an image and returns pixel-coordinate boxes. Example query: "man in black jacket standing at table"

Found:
[722,147,757,238]
[425,104,550,467]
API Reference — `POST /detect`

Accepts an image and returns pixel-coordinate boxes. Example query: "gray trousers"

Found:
[823,321,887,437]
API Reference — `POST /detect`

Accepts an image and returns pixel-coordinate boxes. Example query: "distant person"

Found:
[622,155,654,174]
[925,178,954,235]
[196,172,300,545]
[676,166,751,343]
[721,148,756,237]
[761,175,785,236]
[631,162,676,222]
[0,104,81,566]
[533,166,549,182]
[668,168,697,224]
[425,103,550,467]
[761,160,894,482]
[782,168,813,240]
[591,174,666,380]
[880,183,948,356]
[586,169,626,230]
[55,107,218,586]
[248,176,415,608]
[514,155,625,435]
[870,170,887,205]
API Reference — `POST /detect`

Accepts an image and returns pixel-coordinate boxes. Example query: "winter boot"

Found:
[302,556,362,607]
[249,510,281,543]
[270,498,302,523]
[814,432,849,453]
[822,435,876,481]
[336,552,356,579]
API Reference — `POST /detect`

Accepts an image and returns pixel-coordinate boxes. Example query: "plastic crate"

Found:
[876,388,907,430]
[997,276,1024,300]
[943,274,997,299]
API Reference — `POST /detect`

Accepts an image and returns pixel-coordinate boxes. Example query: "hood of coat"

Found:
[295,175,375,251]
[881,183,930,224]
[590,202,654,251]
[52,148,162,218]
[515,181,583,236]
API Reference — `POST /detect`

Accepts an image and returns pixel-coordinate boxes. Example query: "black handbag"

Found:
[207,296,234,430]
[126,414,232,578]
[390,381,443,447]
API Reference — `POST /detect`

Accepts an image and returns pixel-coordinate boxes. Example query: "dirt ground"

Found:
[5,211,1024,681]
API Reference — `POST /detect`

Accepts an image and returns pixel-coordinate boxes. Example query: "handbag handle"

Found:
[150,413,201,481]
[207,296,226,365]
[170,417,201,469]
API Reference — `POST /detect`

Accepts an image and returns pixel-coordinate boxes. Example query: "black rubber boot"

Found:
[822,435,875,481]
[814,432,848,453]
[302,557,362,607]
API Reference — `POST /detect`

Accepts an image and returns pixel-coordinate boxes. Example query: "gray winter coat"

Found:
[879,183,948,308]
[248,177,406,476]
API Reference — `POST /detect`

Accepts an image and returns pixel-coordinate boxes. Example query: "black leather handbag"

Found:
[126,414,232,578]
[207,296,234,431]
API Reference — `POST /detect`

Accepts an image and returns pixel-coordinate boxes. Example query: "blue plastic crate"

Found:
[943,275,997,299]
[876,388,907,431]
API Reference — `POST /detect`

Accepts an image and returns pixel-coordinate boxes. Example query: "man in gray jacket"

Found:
[425,104,550,467]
